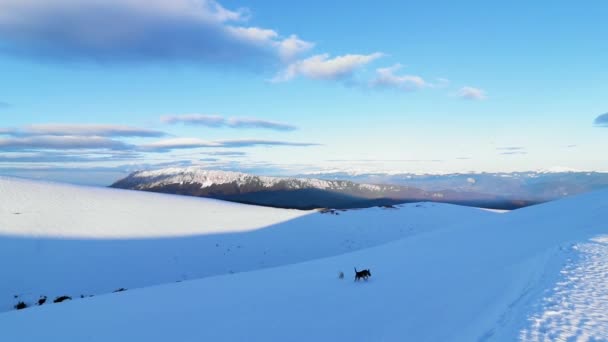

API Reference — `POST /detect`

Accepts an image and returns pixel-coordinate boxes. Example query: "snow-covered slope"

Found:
[0,176,496,313]
[0,176,308,239]
[2,177,608,341]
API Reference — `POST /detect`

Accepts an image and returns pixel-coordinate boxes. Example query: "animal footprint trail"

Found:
[520,235,608,341]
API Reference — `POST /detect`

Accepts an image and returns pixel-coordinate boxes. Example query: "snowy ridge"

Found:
[299,169,608,203]
[304,167,608,177]
[120,167,397,192]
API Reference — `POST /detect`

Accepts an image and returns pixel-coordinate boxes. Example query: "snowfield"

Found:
[0,176,495,313]
[1,176,607,341]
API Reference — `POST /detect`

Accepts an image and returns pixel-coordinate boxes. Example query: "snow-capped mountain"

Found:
[113,167,393,192]
[111,167,529,209]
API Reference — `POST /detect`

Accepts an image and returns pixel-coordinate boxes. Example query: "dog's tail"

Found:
[354,267,357,273]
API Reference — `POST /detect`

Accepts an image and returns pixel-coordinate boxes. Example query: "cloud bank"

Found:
[0,0,476,96]
[0,0,312,65]
[7,124,167,137]
[0,125,317,153]
[0,136,132,151]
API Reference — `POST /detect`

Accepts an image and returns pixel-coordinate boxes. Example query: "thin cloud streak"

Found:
[0,136,133,151]
[496,146,525,151]
[161,114,297,131]
[500,151,528,155]
[19,124,166,137]
[457,86,487,100]
[0,151,141,163]
[140,138,319,151]
[0,124,166,138]
[326,159,444,163]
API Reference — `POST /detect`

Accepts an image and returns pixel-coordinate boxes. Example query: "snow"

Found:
[0,176,308,238]
[521,236,608,341]
[0,176,493,313]
[1,176,608,341]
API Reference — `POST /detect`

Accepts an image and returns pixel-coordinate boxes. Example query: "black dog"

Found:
[354,267,371,281]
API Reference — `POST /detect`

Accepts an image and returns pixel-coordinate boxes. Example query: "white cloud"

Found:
[225,26,278,43]
[161,114,297,131]
[277,35,315,61]
[273,52,384,82]
[457,86,487,100]
[371,64,427,91]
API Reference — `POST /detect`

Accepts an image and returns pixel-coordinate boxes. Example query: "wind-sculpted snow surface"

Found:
[521,236,608,341]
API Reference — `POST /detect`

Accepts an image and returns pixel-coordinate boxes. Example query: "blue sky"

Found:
[1,0,607,185]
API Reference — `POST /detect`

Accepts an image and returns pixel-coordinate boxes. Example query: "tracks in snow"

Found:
[520,235,608,341]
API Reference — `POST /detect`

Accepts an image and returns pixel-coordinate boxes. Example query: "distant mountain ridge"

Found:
[111,167,533,210]
[300,170,608,202]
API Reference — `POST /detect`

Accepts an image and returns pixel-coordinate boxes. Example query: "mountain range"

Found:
[301,170,608,202]
[111,167,534,209]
